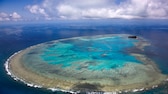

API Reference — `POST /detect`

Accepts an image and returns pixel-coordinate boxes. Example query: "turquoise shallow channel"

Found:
[10,34,167,92]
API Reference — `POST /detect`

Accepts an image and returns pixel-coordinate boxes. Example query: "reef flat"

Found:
[6,34,168,93]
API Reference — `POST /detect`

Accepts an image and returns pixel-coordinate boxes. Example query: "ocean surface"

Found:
[0,19,168,94]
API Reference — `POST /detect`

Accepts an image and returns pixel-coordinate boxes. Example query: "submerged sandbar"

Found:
[6,34,168,93]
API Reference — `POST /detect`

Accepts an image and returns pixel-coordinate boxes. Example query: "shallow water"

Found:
[15,34,148,85]
[1,19,168,94]
[39,35,140,70]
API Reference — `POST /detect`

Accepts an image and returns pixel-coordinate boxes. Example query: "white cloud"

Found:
[27,5,48,16]
[26,5,51,20]
[0,12,22,21]
[0,12,8,18]
[26,0,168,20]
[10,12,21,19]
[146,0,168,18]
[0,12,10,21]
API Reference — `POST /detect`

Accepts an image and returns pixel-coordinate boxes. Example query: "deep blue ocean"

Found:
[0,19,168,94]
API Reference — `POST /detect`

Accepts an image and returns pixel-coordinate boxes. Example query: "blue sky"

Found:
[0,0,168,22]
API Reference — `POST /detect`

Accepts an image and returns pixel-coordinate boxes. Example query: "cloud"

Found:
[0,12,22,21]
[0,12,10,21]
[26,5,50,20]
[10,12,22,20]
[26,0,168,19]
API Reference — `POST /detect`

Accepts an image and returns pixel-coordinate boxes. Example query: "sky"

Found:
[0,0,168,22]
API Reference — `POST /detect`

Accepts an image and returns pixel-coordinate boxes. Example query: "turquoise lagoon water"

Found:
[40,35,141,71]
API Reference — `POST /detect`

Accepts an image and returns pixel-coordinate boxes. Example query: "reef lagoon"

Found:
[6,34,168,93]
[1,19,168,94]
